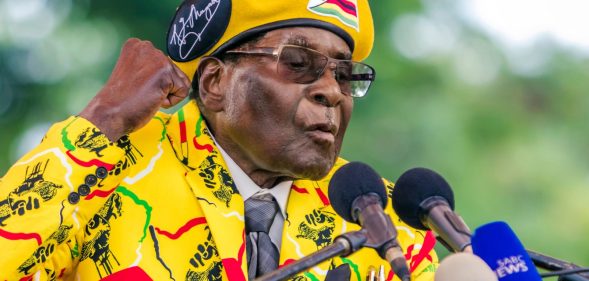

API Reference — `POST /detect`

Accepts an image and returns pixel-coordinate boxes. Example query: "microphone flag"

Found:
[471,221,541,281]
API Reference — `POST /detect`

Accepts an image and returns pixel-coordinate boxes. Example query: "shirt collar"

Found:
[215,141,291,218]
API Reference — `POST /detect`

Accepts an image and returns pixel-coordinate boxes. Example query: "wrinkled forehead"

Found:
[253,27,353,60]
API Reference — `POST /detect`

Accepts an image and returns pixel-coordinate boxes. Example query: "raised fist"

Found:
[79,38,191,141]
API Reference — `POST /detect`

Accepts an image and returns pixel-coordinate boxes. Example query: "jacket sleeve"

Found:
[0,116,131,280]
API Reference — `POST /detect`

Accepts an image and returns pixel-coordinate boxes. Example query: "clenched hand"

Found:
[80,38,191,141]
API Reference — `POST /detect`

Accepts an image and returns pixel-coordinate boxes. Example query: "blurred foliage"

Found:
[2,0,589,267]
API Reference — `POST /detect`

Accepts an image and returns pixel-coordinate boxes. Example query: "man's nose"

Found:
[308,63,344,107]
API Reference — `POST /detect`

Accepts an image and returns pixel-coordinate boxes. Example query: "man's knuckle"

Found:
[160,75,174,90]
[158,61,174,74]
[126,38,140,45]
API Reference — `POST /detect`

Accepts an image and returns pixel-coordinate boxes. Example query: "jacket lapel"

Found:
[279,159,356,280]
[168,102,248,281]
[185,168,247,281]
[279,180,343,279]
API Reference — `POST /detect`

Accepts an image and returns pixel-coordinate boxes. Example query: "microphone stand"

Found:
[528,250,589,281]
[254,230,367,281]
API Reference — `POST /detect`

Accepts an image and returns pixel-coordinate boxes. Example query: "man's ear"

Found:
[197,56,226,112]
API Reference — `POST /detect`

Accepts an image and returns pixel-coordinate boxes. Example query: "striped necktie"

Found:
[245,192,280,279]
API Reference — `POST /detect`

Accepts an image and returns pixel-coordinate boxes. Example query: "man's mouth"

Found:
[305,123,337,144]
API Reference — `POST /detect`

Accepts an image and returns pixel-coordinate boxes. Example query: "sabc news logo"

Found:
[495,255,529,277]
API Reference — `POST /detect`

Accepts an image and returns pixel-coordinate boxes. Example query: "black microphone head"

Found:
[392,167,455,230]
[328,162,388,223]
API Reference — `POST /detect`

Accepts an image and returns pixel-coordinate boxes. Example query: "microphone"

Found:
[471,221,541,281]
[529,250,589,280]
[434,252,498,281]
[392,167,472,252]
[255,230,368,281]
[328,162,411,281]
[541,268,589,280]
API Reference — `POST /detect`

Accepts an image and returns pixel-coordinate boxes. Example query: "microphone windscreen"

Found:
[392,167,455,230]
[435,252,498,281]
[328,162,387,223]
[472,221,541,281]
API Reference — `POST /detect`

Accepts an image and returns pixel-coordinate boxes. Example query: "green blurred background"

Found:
[1,0,588,267]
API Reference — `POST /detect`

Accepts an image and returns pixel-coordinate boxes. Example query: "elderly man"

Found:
[0,0,437,280]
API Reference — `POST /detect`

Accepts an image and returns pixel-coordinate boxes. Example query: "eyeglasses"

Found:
[224,45,375,98]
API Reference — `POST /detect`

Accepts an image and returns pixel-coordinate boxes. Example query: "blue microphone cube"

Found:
[472,221,541,281]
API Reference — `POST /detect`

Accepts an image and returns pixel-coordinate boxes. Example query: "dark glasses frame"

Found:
[224,44,376,98]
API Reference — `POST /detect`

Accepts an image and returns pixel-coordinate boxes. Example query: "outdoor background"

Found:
[2,0,589,267]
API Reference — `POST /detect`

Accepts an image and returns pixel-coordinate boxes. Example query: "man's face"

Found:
[215,27,354,182]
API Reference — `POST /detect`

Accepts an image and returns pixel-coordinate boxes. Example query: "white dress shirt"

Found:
[215,143,291,251]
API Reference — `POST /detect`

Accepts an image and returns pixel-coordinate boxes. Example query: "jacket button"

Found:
[85,174,98,186]
[78,184,90,196]
[68,192,80,204]
[96,167,108,179]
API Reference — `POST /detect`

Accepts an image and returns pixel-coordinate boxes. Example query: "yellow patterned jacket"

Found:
[0,101,437,281]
